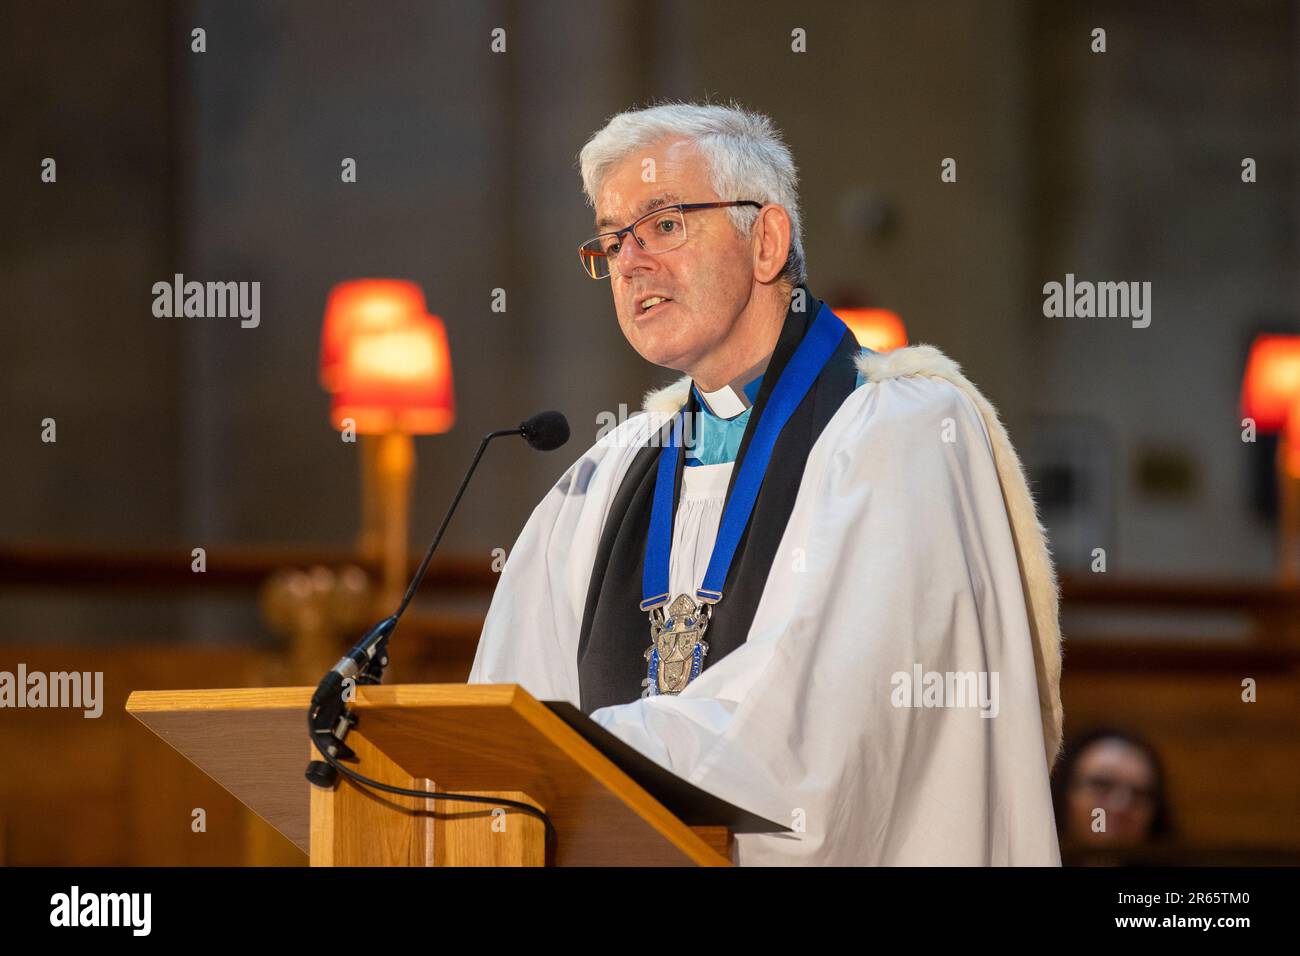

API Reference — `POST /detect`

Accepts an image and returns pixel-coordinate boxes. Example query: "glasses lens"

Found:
[637,208,687,254]
[579,240,610,279]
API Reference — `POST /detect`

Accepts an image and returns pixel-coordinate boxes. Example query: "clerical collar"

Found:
[691,355,770,420]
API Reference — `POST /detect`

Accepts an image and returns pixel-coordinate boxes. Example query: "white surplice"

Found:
[468,344,1064,866]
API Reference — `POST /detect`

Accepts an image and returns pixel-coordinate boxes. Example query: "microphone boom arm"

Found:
[306,416,565,786]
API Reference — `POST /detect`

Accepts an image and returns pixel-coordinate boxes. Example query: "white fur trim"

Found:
[642,376,694,415]
[638,344,1065,768]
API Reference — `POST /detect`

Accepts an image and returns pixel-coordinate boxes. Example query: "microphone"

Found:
[520,409,569,451]
[307,410,570,785]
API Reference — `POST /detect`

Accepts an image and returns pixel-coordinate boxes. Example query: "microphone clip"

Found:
[306,616,396,789]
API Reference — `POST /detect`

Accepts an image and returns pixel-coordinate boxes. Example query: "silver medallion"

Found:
[641,593,712,697]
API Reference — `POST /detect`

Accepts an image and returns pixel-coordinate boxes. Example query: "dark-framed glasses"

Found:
[578,200,762,279]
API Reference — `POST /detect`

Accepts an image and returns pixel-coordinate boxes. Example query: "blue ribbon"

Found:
[641,302,848,611]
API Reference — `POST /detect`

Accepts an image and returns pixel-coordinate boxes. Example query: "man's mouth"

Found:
[637,296,673,318]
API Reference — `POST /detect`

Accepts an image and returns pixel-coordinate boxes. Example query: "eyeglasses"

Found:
[578,200,762,279]
[1072,774,1156,806]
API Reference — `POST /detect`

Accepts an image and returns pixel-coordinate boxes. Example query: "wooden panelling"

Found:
[0,646,304,866]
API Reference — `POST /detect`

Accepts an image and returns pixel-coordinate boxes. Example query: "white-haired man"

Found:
[470,101,1063,865]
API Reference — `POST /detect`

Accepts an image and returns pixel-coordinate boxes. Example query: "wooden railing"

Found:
[0,541,498,592]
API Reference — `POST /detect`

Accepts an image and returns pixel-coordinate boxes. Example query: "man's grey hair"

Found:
[577,100,807,288]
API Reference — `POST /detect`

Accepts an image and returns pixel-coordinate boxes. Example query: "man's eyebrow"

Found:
[595,193,681,231]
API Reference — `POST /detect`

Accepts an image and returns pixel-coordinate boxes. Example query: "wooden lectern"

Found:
[126,683,779,866]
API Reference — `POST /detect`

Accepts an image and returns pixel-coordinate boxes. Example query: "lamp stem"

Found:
[1279,433,1299,586]
[375,429,415,610]
[357,436,383,559]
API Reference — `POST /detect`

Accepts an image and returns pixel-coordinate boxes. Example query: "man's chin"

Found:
[631,342,692,373]
[625,333,692,373]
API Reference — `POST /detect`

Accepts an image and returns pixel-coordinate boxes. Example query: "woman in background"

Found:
[1052,727,1173,865]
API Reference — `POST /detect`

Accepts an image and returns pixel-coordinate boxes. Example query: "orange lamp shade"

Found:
[836,308,908,352]
[329,313,455,435]
[319,279,427,392]
[1240,334,1300,433]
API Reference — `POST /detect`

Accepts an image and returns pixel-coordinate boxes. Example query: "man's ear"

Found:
[751,204,792,283]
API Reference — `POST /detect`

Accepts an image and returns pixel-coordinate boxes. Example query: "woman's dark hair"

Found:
[1050,727,1173,841]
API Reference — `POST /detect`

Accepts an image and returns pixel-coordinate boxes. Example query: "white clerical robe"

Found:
[468,344,1064,866]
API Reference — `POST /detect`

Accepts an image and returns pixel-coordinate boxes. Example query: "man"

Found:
[469,101,1063,865]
